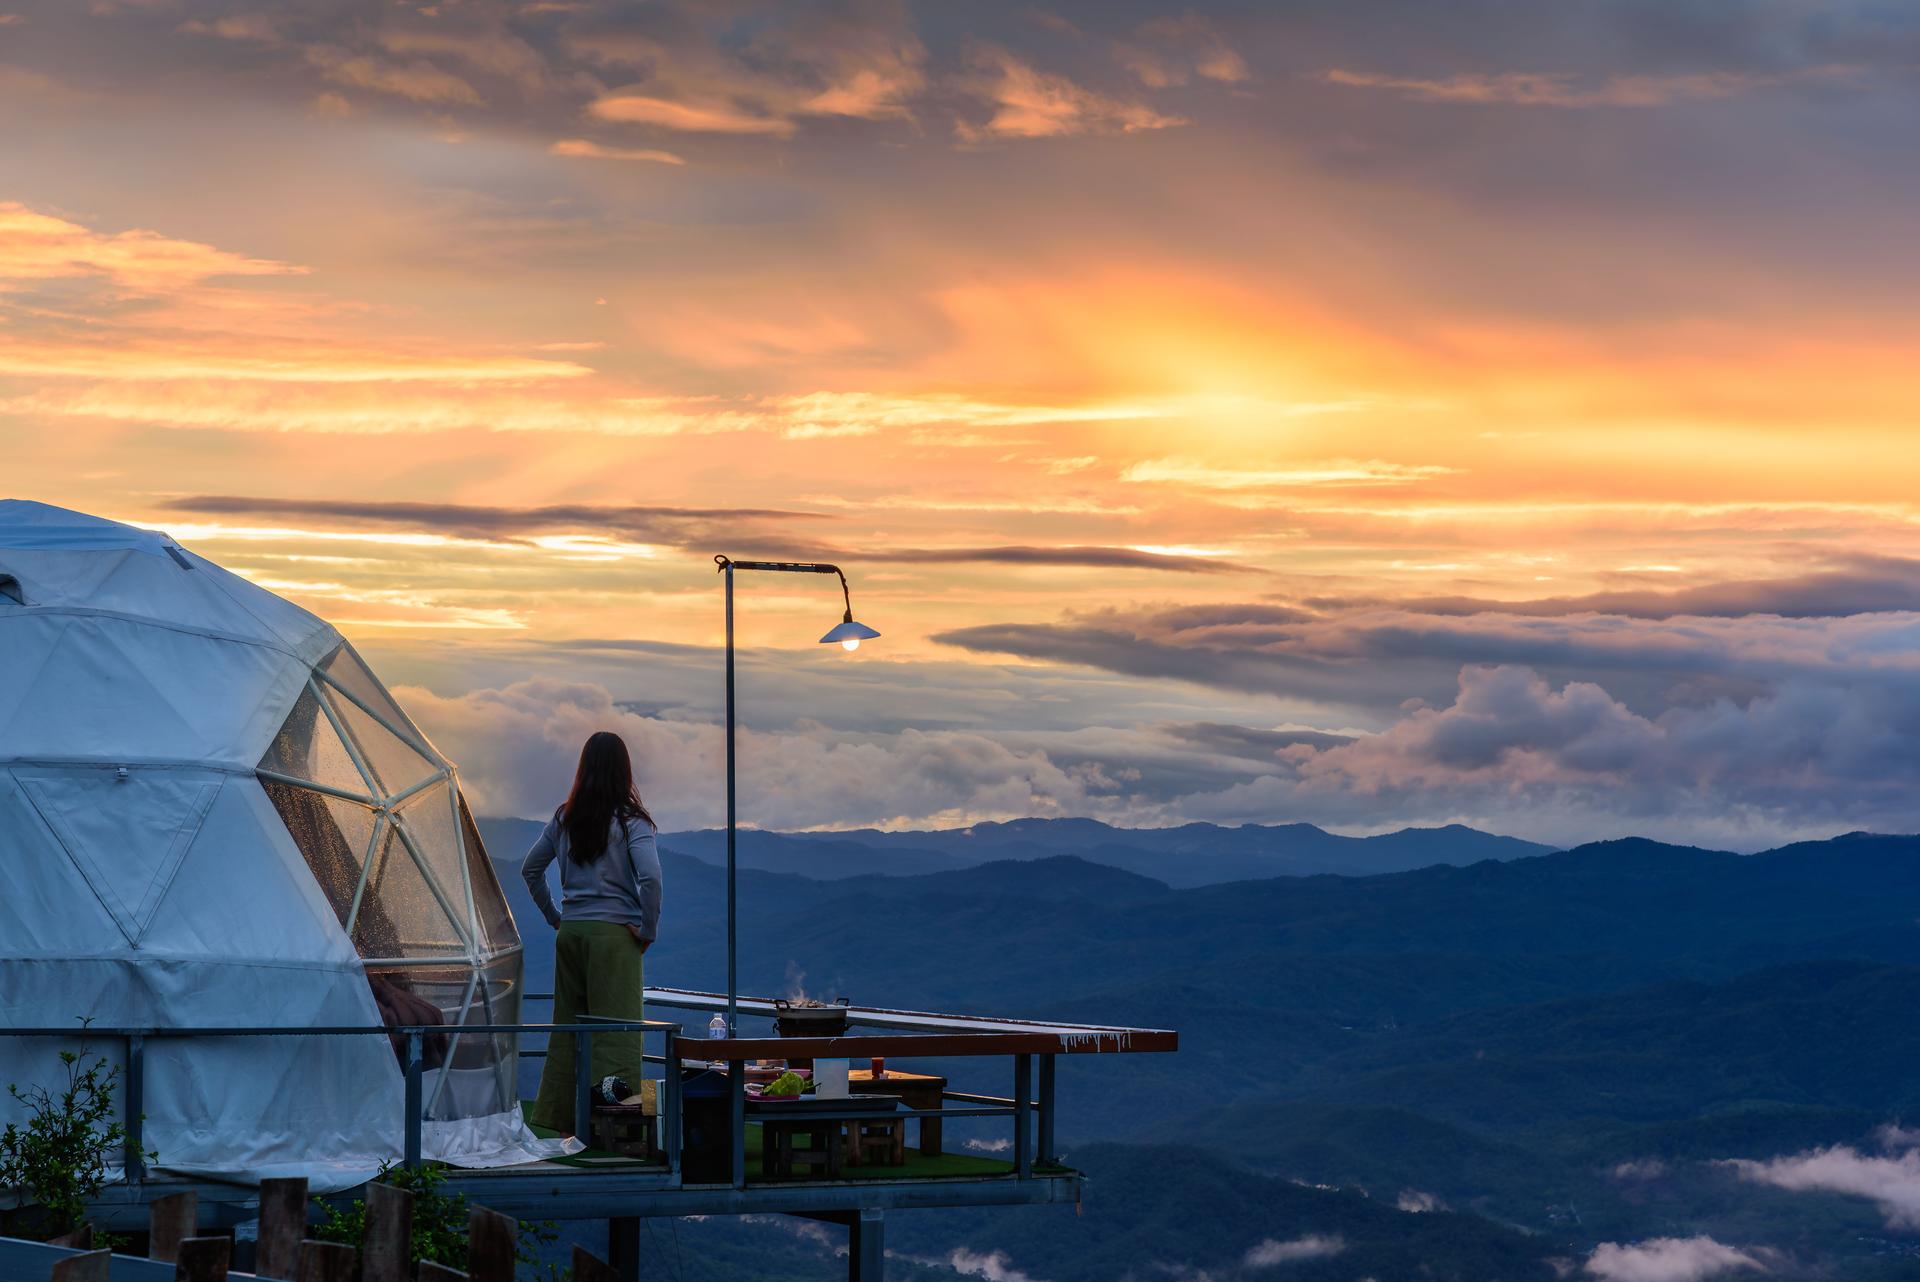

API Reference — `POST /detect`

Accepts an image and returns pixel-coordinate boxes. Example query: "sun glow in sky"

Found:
[6,1,1920,847]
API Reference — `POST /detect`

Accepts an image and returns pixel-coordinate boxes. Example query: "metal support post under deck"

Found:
[608,1216,640,1282]
[125,1034,146,1182]
[849,1208,884,1282]
[1037,1053,1056,1166]
[1013,1054,1032,1179]
[403,1032,424,1168]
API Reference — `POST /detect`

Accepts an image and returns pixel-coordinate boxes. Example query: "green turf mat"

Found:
[522,1105,1031,1180]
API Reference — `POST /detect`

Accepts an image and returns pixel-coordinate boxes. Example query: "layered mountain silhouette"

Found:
[485,819,1920,1281]
[647,816,1556,885]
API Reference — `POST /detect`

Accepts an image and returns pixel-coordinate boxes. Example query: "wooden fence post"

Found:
[174,1235,231,1281]
[294,1239,357,1282]
[572,1244,621,1282]
[255,1177,308,1280]
[464,1206,517,1282]
[149,1191,198,1263]
[49,1249,111,1282]
[362,1181,414,1282]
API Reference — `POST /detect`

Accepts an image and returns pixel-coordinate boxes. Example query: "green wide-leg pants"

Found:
[529,920,647,1133]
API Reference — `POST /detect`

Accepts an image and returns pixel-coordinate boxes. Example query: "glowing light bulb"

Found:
[841,637,861,652]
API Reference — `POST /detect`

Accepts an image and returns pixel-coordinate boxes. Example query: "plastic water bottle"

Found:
[707,1013,727,1039]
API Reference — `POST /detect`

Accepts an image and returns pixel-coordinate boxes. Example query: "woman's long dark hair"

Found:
[562,731,654,863]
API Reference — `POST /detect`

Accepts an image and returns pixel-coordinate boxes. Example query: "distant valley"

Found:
[484,817,1920,1280]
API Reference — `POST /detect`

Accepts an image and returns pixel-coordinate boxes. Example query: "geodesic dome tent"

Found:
[0,501,560,1187]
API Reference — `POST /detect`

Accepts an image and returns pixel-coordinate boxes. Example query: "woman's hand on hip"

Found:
[625,923,651,952]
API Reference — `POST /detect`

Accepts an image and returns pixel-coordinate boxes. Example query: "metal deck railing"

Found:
[7,994,1175,1198]
[4,1019,681,1180]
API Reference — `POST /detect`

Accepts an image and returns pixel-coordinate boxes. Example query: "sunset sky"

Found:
[6,0,1920,848]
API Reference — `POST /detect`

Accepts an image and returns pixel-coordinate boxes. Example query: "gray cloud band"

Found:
[159,495,1252,573]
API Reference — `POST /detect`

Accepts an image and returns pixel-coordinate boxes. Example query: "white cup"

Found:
[813,1058,850,1099]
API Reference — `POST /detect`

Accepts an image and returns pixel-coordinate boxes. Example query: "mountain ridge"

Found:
[509,815,1562,886]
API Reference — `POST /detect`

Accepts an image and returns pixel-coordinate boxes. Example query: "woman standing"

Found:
[522,731,663,1134]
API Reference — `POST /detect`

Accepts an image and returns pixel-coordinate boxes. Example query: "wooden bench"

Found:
[590,1101,660,1160]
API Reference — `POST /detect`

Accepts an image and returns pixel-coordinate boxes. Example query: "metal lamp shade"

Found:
[819,618,881,647]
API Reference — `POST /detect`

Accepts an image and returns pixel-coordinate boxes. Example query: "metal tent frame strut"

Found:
[711,554,879,1035]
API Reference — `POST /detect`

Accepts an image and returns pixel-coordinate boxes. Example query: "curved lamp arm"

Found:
[713,554,857,624]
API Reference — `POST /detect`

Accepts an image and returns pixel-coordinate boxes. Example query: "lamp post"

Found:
[712,555,879,1033]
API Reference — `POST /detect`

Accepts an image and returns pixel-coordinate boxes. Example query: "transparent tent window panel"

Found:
[467,952,524,1118]
[459,793,517,953]
[319,645,443,764]
[325,794,379,871]
[367,965,471,1025]
[261,779,373,929]
[352,828,468,959]
[393,783,473,938]
[259,648,527,1126]
[331,695,442,797]
[259,687,374,799]
[363,960,521,1122]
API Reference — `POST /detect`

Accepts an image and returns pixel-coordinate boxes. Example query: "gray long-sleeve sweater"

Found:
[520,810,663,940]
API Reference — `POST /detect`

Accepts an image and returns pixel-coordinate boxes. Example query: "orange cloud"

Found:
[587,92,796,135]
[304,45,485,106]
[1118,15,1249,88]
[0,345,589,384]
[801,66,918,119]
[377,27,552,94]
[1323,64,1862,108]
[958,49,1186,141]
[549,138,686,164]
[567,4,925,137]
[1123,459,1457,489]
[0,203,305,291]
[2,383,1161,437]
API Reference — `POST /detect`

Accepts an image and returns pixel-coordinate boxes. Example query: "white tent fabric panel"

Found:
[159,549,339,660]
[140,777,365,966]
[0,770,125,956]
[0,615,307,767]
[0,506,175,554]
[0,501,334,659]
[0,767,405,1187]
[0,550,143,612]
[0,959,404,1191]
[15,767,220,947]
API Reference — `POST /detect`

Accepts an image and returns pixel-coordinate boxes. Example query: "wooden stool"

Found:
[759,1116,841,1180]
[589,1103,659,1159]
[849,1069,949,1156]
[842,1115,907,1168]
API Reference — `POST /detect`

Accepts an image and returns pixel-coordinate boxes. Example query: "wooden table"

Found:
[849,1069,948,1156]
